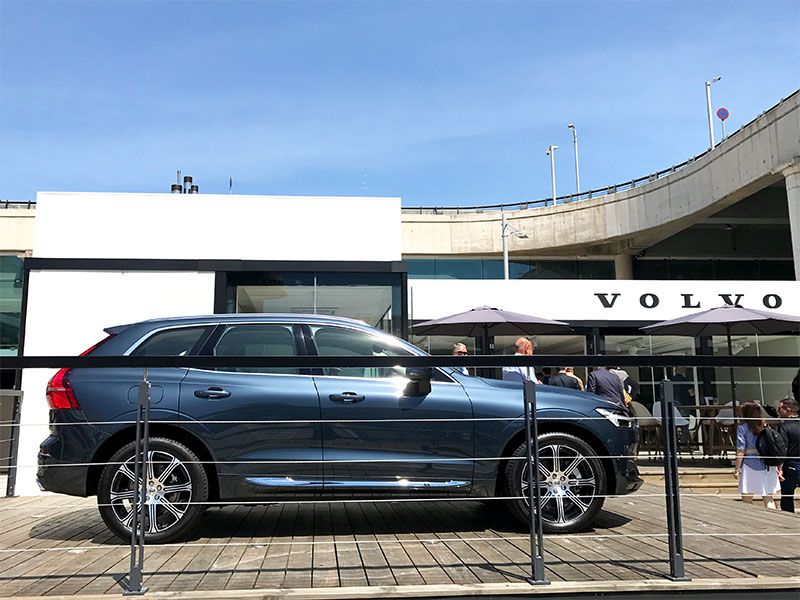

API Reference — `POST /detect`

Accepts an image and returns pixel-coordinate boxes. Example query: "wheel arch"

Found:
[87,424,219,501]
[495,421,615,496]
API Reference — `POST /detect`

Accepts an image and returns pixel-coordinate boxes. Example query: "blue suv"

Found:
[38,314,641,542]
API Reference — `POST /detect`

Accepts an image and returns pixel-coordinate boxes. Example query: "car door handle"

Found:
[329,392,365,404]
[194,387,231,400]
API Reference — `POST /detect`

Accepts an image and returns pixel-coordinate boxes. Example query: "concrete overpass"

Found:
[401,90,800,278]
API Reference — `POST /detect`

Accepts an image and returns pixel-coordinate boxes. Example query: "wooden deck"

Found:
[0,483,798,598]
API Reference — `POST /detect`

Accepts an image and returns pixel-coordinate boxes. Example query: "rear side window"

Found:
[131,327,209,357]
[212,324,298,374]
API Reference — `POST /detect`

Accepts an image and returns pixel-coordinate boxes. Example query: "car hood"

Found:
[470,376,625,411]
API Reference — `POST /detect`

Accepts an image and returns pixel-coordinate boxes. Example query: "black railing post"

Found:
[659,380,690,581]
[523,380,548,585]
[4,390,23,497]
[123,368,151,596]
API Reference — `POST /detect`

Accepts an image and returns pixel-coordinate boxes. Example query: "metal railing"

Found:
[0,353,797,595]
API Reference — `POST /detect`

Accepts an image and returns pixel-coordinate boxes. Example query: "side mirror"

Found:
[405,367,432,396]
[406,367,433,382]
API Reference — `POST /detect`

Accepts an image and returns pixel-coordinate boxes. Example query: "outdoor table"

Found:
[683,404,735,456]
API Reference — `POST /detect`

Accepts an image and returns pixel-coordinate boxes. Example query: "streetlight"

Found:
[705,76,722,149]
[501,212,529,280]
[545,145,558,205]
[567,124,580,195]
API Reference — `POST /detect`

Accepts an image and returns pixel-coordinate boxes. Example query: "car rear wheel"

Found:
[504,432,606,533]
[98,437,209,543]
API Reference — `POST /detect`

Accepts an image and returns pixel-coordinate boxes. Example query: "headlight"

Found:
[595,407,633,428]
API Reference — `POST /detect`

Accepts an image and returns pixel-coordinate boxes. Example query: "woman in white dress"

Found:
[734,401,780,509]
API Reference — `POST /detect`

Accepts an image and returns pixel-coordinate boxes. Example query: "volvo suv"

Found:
[38,314,641,542]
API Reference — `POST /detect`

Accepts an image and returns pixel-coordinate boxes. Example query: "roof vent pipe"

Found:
[190,185,199,194]
[183,176,193,193]
[170,184,183,194]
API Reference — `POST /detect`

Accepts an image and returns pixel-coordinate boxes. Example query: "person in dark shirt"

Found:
[548,367,581,390]
[586,366,626,408]
[669,367,696,416]
[778,397,800,513]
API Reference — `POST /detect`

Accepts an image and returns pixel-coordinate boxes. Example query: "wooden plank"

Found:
[312,502,340,587]
[346,501,396,587]
[361,502,424,586]
[330,503,368,588]
[380,501,452,585]
[281,502,315,589]
[225,502,279,590]
[255,503,295,589]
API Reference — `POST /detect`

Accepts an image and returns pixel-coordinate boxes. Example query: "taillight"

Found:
[45,334,115,410]
[46,368,79,409]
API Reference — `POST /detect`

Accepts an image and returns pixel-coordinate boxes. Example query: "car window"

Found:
[308,325,413,379]
[213,324,298,375]
[131,327,209,357]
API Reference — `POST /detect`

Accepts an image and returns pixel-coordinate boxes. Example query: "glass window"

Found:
[213,324,298,374]
[482,260,503,280]
[577,260,615,279]
[714,260,759,280]
[0,255,23,357]
[633,259,669,280]
[668,260,714,280]
[528,261,577,279]
[759,260,795,280]
[230,271,404,337]
[309,325,412,379]
[131,327,209,356]
[604,334,696,411]
[432,259,483,279]
[407,259,436,279]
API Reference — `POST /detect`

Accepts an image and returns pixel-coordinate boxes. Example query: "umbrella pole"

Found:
[726,327,737,424]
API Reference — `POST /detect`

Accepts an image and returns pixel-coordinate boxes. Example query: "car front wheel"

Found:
[97,437,209,543]
[504,432,606,533]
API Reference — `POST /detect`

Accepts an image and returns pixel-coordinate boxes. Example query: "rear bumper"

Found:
[37,442,90,496]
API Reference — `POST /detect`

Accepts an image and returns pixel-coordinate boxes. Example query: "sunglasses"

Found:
[454,351,468,355]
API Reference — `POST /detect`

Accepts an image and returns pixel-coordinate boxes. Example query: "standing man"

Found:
[452,343,470,376]
[548,367,581,390]
[502,338,541,384]
[586,366,626,409]
[778,397,800,512]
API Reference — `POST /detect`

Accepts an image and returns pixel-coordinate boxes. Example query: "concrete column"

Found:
[614,254,634,280]
[785,162,800,281]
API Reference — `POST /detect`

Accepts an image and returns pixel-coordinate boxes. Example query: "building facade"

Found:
[1,90,799,495]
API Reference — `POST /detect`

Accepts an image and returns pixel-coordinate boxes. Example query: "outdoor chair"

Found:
[652,402,694,454]
[630,401,660,455]
[713,401,736,457]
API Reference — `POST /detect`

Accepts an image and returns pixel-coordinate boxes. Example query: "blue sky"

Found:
[1,0,798,206]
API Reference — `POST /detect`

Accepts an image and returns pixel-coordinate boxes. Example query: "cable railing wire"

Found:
[3,353,799,592]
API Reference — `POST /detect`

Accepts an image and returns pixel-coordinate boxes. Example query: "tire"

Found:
[503,432,606,533]
[97,437,209,543]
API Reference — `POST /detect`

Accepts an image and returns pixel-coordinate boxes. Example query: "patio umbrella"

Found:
[641,304,800,413]
[414,306,571,356]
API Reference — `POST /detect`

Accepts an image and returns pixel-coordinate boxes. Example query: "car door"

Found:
[307,324,474,494]
[179,322,323,499]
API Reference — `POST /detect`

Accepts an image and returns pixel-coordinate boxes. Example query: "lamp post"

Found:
[705,76,721,149]
[545,145,558,205]
[501,212,529,280]
[567,124,580,196]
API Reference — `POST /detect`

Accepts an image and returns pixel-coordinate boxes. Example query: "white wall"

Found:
[410,279,800,321]
[33,192,402,261]
[17,270,216,495]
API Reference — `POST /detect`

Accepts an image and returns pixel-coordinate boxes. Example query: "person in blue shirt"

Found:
[735,401,780,509]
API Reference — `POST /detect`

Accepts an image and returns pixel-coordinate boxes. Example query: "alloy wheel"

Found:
[520,443,597,526]
[109,450,193,534]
